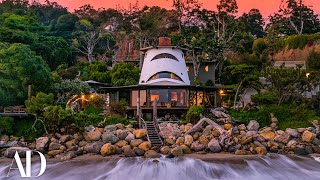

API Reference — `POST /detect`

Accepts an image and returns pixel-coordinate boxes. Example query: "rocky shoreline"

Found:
[1,114,320,160]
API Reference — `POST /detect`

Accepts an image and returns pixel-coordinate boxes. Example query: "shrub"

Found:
[186,106,205,124]
[13,117,45,141]
[252,38,269,54]
[191,80,204,86]
[229,104,319,130]
[251,92,279,105]
[89,95,105,109]
[205,79,214,86]
[73,113,104,131]
[109,99,128,116]
[307,52,320,71]
[43,106,73,133]
[83,106,102,115]
[0,117,14,135]
[103,114,130,126]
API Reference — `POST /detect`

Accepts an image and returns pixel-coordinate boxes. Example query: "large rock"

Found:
[116,130,128,140]
[224,124,233,130]
[184,135,193,146]
[176,137,185,145]
[102,133,119,144]
[238,124,246,131]
[144,150,160,158]
[65,139,77,149]
[294,147,309,155]
[199,136,209,146]
[83,130,101,142]
[0,135,9,143]
[100,143,116,156]
[274,131,290,144]
[60,135,72,143]
[133,147,145,156]
[36,137,49,150]
[285,128,299,138]
[247,120,259,131]
[302,130,316,143]
[207,139,222,153]
[130,139,143,147]
[133,129,148,139]
[191,141,205,151]
[114,140,128,148]
[235,149,248,155]
[49,142,63,151]
[123,148,136,157]
[104,125,117,132]
[138,141,151,151]
[240,135,253,145]
[313,138,320,145]
[55,151,77,160]
[84,142,104,154]
[48,150,63,157]
[180,145,192,154]
[125,133,135,142]
[160,146,171,155]
[259,132,275,140]
[4,147,31,158]
[255,147,267,155]
[171,146,183,156]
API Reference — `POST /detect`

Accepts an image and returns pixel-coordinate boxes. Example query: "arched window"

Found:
[148,71,183,82]
[151,53,179,61]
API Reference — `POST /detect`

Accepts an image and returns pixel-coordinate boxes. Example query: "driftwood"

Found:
[186,116,226,135]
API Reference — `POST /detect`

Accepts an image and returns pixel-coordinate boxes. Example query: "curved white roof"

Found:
[139,48,190,85]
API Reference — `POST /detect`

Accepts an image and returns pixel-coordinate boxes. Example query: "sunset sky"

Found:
[44,0,320,18]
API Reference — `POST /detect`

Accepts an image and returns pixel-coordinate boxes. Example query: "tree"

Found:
[0,43,53,106]
[110,63,140,86]
[239,9,265,38]
[224,64,261,109]
[25,92,54,134]
[52,79,90,103]
[73,31,101,63]
[81,61,111,83]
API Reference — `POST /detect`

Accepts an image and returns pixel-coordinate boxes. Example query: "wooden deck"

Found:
[0,106,28,117]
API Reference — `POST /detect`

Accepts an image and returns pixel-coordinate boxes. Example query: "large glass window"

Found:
[131,90,138,107]
[149,89,186,107]
[151,53,179,61]
[148,72,183,82]
[131,90,147,107]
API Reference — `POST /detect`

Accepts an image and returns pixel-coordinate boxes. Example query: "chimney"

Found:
[158,37,172,46]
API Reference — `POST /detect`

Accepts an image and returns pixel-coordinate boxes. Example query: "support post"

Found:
[28,85,31,101]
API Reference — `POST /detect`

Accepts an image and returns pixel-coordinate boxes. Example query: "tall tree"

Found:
[239,9,265,38]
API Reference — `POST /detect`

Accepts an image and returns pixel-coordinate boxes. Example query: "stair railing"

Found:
[140,116,151,143]
[153,115,163,146]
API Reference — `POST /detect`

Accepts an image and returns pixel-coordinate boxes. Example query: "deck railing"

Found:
[2,106,26,114]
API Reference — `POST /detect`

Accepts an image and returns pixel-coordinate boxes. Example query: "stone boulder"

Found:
[102,133,119,144]
[36,137,49,151]
[84,142,104,154]
[60,135,72,143]
[104,125,117,132]
[65,139,77,149]
[138,141,151,151]
[123,148,136,157]
[101,143,116,156]
[160,146,171,155]
[114,140,128,148]
[255,147,267,155]
[302,130,316,143]
[83,130,101,142]
[274,131,290,144]
[133,129,148,139]
[208,139,222,153]
[175,137,185,145]
[184,135,193,146]
[191,141,205,151]
[259,132,275,140]
[130,139,143,147]
[133,147,145,156]
[144,150,160,158]
[116,130,128,140]
[235,149,248,155]
[240,135,253,145]
[180,145,192,154]
[55,151,77,160]
[4,147,31,158]
[48,150,63,157]
[224,124,233,130]
[199,136,209,146]
[125,133,135,142]
[171,146,183,156]
[247,120,260,131]
[49,142,63,151]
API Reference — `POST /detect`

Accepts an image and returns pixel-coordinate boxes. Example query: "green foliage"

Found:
[57,65,79,79]
[81,61,111,83]
[286,34,320,49]
[43,106,73,133]
[73,112,103,131]
[25,92,54,116]
[191,80,204,86]
[83,106,102,115]
[103,114,130,126]
[110,63,140,86]
[0,43,53,106]
[186,106,205,124]
[251,92,279,105]
[52,79,90,102]
[89,95,105,109]
[109,99,128,116]
[307,52,320,71]
[205,79,214,86]
[252,38,269,54]
[229,104,319,130]
[12,117,45,141]
[0,116,14,135]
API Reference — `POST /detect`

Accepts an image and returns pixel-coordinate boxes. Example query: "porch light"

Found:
[81,95,85,99]
[219,90,224,94]
[306,73,310,78]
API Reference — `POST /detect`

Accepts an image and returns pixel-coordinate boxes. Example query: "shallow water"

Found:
[1,154,320,180]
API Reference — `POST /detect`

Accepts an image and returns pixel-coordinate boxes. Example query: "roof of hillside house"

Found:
[140,46,188,52]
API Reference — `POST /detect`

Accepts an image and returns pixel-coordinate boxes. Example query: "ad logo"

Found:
[7,151,46,178]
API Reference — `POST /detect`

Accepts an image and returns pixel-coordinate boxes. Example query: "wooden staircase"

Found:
[145,121,163,147]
